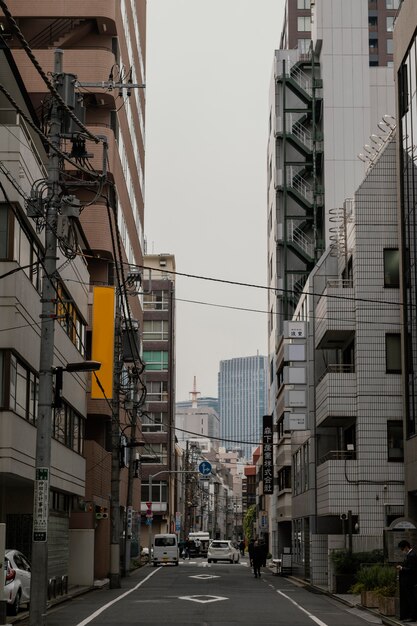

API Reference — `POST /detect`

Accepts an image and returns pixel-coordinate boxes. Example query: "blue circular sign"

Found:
[199,461,212,476]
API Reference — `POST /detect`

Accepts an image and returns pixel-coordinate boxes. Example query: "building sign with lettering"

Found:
[262,415,274,495]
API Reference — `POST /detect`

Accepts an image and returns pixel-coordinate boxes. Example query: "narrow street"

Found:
[16,558,383,626]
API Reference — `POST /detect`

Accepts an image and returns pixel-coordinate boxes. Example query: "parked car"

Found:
[207,540,240,564]
[4,549,31,615]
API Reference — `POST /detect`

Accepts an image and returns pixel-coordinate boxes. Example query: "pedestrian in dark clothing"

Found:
[259,539,268,567]
[248,539,255,567]
[239,540,245,556]
[252,540,263,578]
[397,539,417,622]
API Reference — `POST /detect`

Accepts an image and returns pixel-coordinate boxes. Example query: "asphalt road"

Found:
[15,558,384,626]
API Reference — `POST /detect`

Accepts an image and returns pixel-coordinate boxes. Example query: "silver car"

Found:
[4,549,31,615]
[207,540,240,564]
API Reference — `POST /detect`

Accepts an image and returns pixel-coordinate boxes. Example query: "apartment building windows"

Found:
[56,283,86,356]
[383,249,400,287]
[386,16,394,32]
[141,480,167,503]
[8,352,38,423]
[141,443,167,465]
[147,381,168,402]
[386,333,402,373]
[141,411,167,432]
[387,39,394,54]
[143,351,168,371]
[297,0,310,8]
[298,38,311,54]
[278,466,291,492]
[386,0,400,8]
[53,403,84,454]
[143,320,168,341]
[144,291,169,310]
[387,420,404,461]
[297,16,311,31]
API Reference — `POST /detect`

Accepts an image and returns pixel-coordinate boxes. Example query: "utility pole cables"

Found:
[29,49,63,626]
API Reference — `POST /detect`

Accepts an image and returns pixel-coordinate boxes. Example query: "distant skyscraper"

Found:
[218,356,268,458]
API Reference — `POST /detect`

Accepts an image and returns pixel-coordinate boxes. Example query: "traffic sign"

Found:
[199,461,212,476]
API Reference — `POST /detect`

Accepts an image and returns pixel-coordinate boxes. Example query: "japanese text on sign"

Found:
[262,415,274,495]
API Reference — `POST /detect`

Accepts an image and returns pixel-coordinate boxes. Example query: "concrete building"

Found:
[218,355,268,460]
[0,0,146,584]
[394,0,417,523]
[267,0,399,582]
[141,254,176,535]
[0,39,90,581]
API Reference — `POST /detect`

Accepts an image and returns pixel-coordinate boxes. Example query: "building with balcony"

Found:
[394,0,417,522]
[141,254,176,535]
[288,133,403,587]
[0,0,146,584]
[267,0,398,581]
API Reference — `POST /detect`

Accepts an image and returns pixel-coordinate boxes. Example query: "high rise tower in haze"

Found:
[218,355,268,459]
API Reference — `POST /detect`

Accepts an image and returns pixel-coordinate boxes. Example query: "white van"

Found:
[152,533,179,566]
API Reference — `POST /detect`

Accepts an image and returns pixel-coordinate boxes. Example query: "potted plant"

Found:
[375,567,397,616]
[350,564,382,607]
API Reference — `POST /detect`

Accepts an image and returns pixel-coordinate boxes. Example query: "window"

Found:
[297,16,310,32]
[278,466,291,491]
[369,38,378,51]
[147,381,168,402]
[141,480,167,503]
[298,38,311,54]
[9,353,39,422]
[143,350,168,371]
[143,290,169,310]
[386,334,401,373]
[386,0,399,8]
[143,320,168,341]
[141,443,167,465]
[384,249,400,287]
[56,283,86,356]
[387,38,393,55]
[53,402,84,454]
[387,421,404,461]
[386,16,394,32]
[142,411,166,432]
[297,0,310,8]
[369,16,378,29]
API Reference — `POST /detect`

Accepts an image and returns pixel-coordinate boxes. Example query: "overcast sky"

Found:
[144,0,285,402]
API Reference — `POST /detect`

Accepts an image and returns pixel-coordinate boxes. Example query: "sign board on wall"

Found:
[262,415,274,495]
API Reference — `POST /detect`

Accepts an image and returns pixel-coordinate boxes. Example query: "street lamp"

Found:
[30,359,100,626]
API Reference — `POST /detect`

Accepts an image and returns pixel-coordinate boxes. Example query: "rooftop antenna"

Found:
[189,376,201,409]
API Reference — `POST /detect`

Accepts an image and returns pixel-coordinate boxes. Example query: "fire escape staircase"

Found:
[28,18,88,49]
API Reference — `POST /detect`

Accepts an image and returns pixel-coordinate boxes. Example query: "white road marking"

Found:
[277,590,329,626]
[179,595,228,604]
[74,568,160,626]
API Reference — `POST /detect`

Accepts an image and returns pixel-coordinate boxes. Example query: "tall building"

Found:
[218,355,268,459]
[394,0,417,521]
[141,254,176,535]
[267,0,402,586]
[0,0,146,590]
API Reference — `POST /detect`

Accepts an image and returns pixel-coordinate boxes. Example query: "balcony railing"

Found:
[318,363,355,383]
[318,449,356,466]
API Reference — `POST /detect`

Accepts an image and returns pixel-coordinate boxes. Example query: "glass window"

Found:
[387,421,404,461]
[0,204,9,259]
[386,0,399,8]
[143,290,169,310]
[142,411,166,432]
[143,351,168,371]
[384,249,400,287]
[369,38,378,50]
[297,39,311,54]
[147,381,168,401]
[387,38,393,54]
[141,443,167,464]
[386,334,401,373]
[386,17,394,32]
[297,16,310,32]
[141,481,167,503]
[143,320,168,341]
[297,0,310,8]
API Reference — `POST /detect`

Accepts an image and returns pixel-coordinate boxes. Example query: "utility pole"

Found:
[29,49,63,626]
[109,287,122,588]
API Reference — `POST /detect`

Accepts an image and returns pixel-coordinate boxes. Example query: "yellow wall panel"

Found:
[91,286,115,399]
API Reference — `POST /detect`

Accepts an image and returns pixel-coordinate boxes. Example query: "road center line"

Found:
[277,590,329,626]
[75,568,161,626]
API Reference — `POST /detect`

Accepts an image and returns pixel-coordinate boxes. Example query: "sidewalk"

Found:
[267,562,404,626]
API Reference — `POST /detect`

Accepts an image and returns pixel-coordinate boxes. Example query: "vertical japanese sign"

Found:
[262,415,274,495]
[33,467,49,541]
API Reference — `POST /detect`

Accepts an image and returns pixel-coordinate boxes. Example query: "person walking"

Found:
[248,538,255,568]
[252,540,263,578]
[396,539,417,622]
[239,540,245,557]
